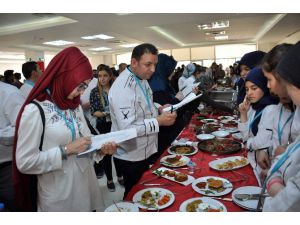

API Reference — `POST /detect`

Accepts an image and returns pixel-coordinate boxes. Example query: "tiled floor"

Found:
[96,159,125,211]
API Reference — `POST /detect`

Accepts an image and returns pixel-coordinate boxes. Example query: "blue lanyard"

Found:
[277,105,294,145]
[266,140,300,182]
[24,80,35,87]
[248,109,264,132]
[54,106,77,141]
[128,66,152,114]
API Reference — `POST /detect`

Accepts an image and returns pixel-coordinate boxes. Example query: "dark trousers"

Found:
[0,162,18,211]
[113,157,151,199]
[94,120,123,181]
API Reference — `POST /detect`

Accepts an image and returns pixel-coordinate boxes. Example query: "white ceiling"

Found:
[0,13,299,57]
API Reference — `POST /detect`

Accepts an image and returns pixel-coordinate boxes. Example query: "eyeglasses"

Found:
[77,82,88,92]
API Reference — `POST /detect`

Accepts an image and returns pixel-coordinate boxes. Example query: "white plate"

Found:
[153,167,195,186]
[160,155,190,167]
[179,197,227,212]
[132,187,175,210]
[192,176,233,197]
[196,134,215,140]
[211,130,230,138]
[104,201,139,212]
[167,145,198,156]
[222,127,239,133]
[201,118,218,124]
[232,132,243,141]
[232,186,262,211]
[218,116,234,121]
[208,156,249,171]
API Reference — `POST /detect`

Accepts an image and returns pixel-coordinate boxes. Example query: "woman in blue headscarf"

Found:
[238,67,279,184]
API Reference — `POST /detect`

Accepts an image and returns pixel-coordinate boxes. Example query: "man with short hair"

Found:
[109,43,177,197]
[118,63,127,75]
[20,61,43,98]
[0,81,25,211]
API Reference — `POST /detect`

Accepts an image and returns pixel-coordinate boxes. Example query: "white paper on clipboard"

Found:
[78,128,137,156]
[162,92,203,113]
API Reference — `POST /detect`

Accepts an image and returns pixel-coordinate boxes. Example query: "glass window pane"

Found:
[215,44,256,58]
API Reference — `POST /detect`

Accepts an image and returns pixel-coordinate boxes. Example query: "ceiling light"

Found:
[81,34,114,40]
[43,40,75,46]
[205,31,226,36]
[120,43,139,48]
[214,35,228,40]
[198,20,229,30]
[89,47,111,51]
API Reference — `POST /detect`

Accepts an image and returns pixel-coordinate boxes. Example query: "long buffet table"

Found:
[125,113,259,212]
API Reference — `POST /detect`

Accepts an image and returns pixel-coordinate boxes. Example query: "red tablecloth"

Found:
[125,114,259,212]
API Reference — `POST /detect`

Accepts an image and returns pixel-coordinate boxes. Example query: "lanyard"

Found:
[128,66,152,115]
[24,80,35,87]
[267,140,300,181]
[277,105,294,145]
[248,109,264,132]
[54,106,77,141]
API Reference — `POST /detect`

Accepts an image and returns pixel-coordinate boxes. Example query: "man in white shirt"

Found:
[20,61,43,98]
[109,43,177,197]
[0,81,25,211]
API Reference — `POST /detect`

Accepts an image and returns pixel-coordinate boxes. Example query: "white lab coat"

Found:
[16,100,104,211]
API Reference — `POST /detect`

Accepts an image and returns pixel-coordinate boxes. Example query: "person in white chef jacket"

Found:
[262,41,300,211]
[108,43,177,198]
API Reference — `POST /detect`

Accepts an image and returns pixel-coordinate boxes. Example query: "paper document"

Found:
[78,128,137,156]
[162,92,203,113]
[181,82,201,98]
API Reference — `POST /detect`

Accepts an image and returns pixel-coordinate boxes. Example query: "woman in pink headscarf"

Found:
[12,47,117,211]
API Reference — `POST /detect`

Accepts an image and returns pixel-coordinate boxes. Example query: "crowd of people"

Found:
[1,40,300,211]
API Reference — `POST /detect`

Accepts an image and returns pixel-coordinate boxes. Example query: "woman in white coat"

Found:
[13,47,117,212]
[238,67,278,184]
[262,41,300,211]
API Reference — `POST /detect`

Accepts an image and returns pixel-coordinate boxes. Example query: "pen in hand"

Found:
[171,105,173,113]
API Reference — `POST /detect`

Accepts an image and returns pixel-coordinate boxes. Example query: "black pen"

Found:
[171,105,173,113]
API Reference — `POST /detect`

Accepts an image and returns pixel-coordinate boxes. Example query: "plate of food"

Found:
[218,116,234,121]
[195,123,221,134]
[192,176,233,196]
[179,197,227,212]
[221,119,238,127]
[196,134,215,140]
[132,187,175,210]
[201,118,219,124]
[153,167,195,186]
[211,130,230,138]
[209,156,249,171]
[232,186,262,211]
[104,201,139,212]
[198,138,242,155]
[168,145,198,156]
[160,155,190,167]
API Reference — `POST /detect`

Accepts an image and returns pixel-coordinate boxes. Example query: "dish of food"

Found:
[179,197,227,212]
[201,118,219,124]
[209,156,249,171]
[153,167,195,186]
[196,134,215,140]
[132,187,175,210]
[218,116,234,121]
[167,145,198,156]
[198,138,242,155]
[192,176,233,197]
[221,120,238,127]
[104,201,139,212]
[211,130,230,138]
[160,155,190,167]
[195,123,221,134]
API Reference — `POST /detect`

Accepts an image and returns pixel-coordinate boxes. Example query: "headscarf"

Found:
[148,53,177,93]
[182,63,196,78]
[245,67,279,135]
[12,46,92,211]
[276,41,300,89]
[239,51,266,69]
